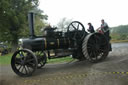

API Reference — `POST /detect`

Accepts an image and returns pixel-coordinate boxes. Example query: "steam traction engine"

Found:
[11,12,111,77]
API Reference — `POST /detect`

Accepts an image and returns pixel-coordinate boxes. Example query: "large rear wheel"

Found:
[82,33,109,63]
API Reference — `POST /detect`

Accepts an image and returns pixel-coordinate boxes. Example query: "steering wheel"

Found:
[67,21,86,41]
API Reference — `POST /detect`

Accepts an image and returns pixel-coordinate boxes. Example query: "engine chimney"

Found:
[28,12,35,38]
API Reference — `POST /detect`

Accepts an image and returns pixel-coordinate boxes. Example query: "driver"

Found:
[99,19,110,41]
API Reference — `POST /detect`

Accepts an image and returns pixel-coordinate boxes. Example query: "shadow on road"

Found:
[34,60,94,76]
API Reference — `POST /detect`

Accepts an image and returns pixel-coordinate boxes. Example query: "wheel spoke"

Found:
[15,58,21,64]
[71,23,77,30]
[99,49,107,52]
[96,50,103,59]
[18,65,22,70]
[24,66,28,74]
[21,66,24,73]
[27,66,31,73]
[93,51,97,60]
[89,52,93,57]
[26,62,35,70]
[77,23,79,30]
[96,49,101,55]
[26,58,35,63]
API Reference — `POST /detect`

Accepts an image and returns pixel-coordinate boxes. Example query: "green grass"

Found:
[0,53,74,65]
[0,53,12,65]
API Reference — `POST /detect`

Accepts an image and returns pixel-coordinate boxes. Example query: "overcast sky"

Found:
[39,0,128,29]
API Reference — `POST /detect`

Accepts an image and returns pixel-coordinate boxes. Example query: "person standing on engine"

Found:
[100,19,110,41]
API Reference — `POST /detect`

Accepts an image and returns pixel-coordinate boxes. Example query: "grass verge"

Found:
[0,53,74,65]
[0,53,12,65]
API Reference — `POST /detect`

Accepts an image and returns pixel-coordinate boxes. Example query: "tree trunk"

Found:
[11,36,18,52]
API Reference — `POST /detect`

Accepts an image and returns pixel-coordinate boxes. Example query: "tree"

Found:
[0,0,48,52]
[57,18,72,32]
[33,8,48,35]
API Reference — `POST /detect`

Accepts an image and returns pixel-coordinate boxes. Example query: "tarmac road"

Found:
[0,43,128,85]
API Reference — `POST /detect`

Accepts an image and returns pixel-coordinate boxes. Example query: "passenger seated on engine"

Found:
[87,23,95,33]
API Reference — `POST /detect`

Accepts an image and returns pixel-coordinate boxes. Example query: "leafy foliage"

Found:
[0,0,48,51]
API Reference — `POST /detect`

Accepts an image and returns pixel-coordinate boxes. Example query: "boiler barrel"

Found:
[22,37,71,51]
[45,38,71,50]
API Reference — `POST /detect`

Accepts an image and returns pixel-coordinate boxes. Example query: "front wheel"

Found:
[34,51,47,69]
[11,49,38,77]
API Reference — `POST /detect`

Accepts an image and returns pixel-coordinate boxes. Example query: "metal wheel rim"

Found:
[35,51,47,69]
[82,33,109,63]
[11,49,38,77]
[67,21,86,41]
